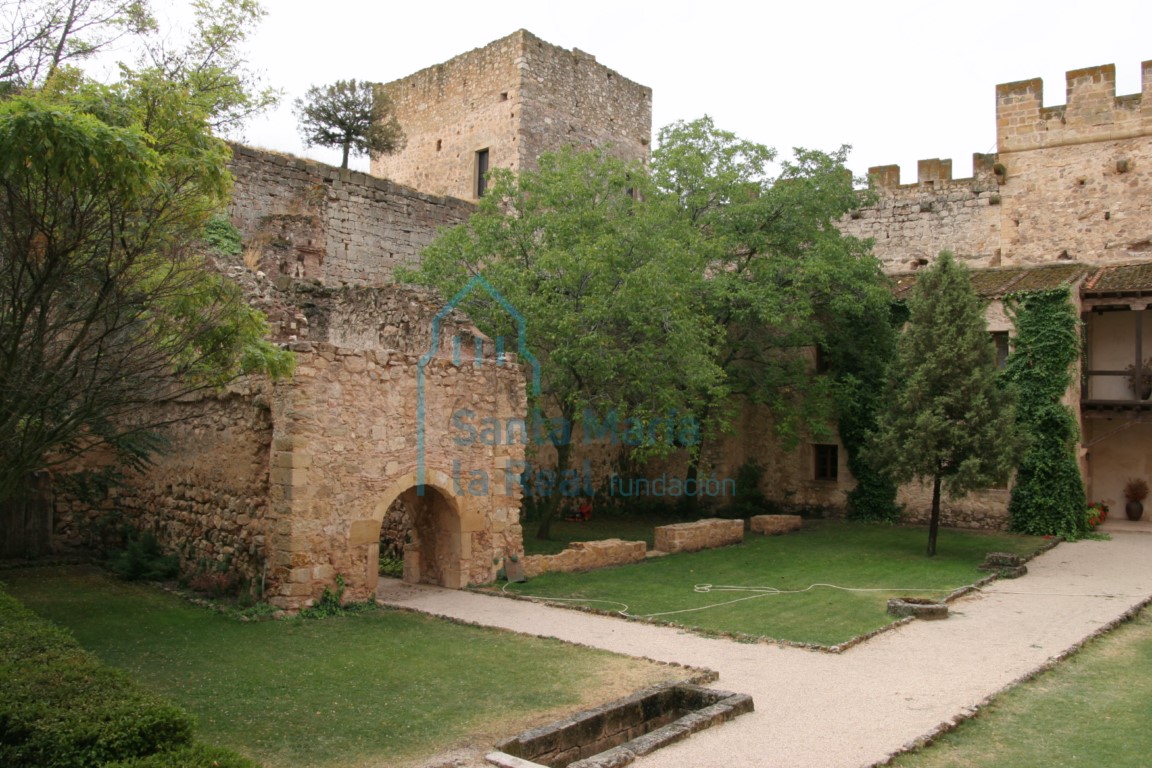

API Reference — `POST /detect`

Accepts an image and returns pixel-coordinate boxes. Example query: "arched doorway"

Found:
[378,484,463,588]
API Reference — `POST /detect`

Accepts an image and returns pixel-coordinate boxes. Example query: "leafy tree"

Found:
[402,147,722,539]
[0,2,292,509]
[1003,288,1087,538]
[868,252,1018,555]
[0,0,155,93]
[651,117,894,511]
[294,79,404,168]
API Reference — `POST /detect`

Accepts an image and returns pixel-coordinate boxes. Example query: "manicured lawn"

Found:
[522,514,671,555]
[1,566,680,768]
[891,607,1152,768]
[504,520,1046,646]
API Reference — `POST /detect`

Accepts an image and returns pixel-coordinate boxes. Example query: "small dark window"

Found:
[435,139,442,151]
[475,149,490,198]
[814,345,829,374]
[814,444,839,482]
[499,91,509,102]
[991,331,1009,370]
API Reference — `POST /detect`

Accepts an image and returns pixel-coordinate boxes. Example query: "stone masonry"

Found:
[653,519,744,554]
[372,30,652,200]
[521,539,647,579]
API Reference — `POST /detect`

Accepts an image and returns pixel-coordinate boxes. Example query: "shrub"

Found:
[106,530,179,582]
[0,586,194,767]
[202,216,243,257]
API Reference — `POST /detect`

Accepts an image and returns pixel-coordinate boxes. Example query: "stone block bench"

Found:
[521,539,647,578]
[750,514,803,536]
[653,518,744,554]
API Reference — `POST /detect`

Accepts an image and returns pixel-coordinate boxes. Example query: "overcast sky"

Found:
[229,0,1149,180]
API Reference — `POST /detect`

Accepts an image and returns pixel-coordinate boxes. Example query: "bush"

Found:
[106,530,179,582]
[202,216,243,257]
[0,586,194,767]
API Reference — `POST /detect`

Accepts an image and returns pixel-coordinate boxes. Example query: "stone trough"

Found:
[486,683,753,768]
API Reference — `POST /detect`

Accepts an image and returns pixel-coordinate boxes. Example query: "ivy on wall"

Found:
[1003,288,1089,538]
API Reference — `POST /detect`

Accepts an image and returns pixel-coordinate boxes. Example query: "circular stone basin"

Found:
[887,597,949,620]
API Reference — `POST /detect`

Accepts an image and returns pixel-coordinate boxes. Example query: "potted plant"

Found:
[1086,501,1109,530]
[1123,478,1148,521]
[1125,358,1152,400]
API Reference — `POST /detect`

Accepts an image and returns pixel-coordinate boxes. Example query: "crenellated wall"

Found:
[843,60,1152,275]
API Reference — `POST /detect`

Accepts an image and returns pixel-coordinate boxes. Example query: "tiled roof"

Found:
[891,263,1093,300]
[1083,262,1152,294]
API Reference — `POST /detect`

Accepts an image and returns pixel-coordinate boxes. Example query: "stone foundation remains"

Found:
[750,514,803,536]
[521,539,647,578]
[653,519,744,554]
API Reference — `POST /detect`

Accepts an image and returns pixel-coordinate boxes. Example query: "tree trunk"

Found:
[927,473,941,557]
[535,440,573,541]
[341,140,351,169]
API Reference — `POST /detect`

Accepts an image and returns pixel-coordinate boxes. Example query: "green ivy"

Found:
[1003,288,1088,539]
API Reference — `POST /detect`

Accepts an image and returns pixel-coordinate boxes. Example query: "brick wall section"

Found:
[228,143,473,286]
[372,29,651,201]
[653,519,744,554]
[520,539,647,578]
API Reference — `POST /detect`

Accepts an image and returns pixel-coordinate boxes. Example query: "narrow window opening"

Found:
[814,445,839,482]
[991,331,1010,370]
[499,91,509,102]
[435,139,442,152]
[475,149,490,198]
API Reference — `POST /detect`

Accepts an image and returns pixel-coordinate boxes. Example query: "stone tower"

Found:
[371,29,652,200]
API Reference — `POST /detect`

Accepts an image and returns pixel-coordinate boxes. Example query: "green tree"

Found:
[1003,288,1087,538]
[0,1,291,509]
[402,147,723,539]
[294,79,404,168]
[868,252,1018,555]
[651,117,894,512]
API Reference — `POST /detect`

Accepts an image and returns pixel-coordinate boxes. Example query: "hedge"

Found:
[0,584,194,767]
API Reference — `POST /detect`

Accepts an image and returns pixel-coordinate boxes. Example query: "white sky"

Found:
[228,1,1149,180]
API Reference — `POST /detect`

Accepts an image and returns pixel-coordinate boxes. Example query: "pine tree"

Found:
[869,252,1019,555]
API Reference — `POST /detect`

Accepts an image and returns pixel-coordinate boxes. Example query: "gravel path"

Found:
[378,533,1152,768]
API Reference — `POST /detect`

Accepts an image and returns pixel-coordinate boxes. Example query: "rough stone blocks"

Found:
[653,519,744,554]
[750,514,803,536]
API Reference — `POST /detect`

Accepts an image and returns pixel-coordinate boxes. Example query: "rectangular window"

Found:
[475,149,490,198]
[814,344,829,374]
[991,331,1010,370]
[814,444,838,481]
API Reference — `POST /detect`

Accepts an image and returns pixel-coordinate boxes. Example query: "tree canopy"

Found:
[406,118,895,537]
[868,252,1018,555]
[294,79,404,168]
[0,0,291,507]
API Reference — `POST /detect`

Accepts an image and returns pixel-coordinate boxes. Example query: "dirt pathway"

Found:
[379,533,1152,768]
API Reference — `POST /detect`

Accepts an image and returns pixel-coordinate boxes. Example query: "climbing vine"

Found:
[1003,288,1088,538]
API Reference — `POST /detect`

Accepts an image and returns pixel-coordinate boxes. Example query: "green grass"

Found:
[523,514,670,555]
[504,520,1046,646]
[1,566,679,768]
[891,607,1152,768]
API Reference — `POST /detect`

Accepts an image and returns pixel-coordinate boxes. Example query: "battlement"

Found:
[867,153,998,189]
[997,61,1152,153]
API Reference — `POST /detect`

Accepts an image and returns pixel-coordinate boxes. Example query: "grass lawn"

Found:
[891,607,1152,768]
[504,520,1046,646]
[522,514,670,555]
[1,566,681,768]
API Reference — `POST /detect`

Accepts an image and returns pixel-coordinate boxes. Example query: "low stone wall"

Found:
[521,539,646,578]
[750,514,803,536]
[653,519,744,554]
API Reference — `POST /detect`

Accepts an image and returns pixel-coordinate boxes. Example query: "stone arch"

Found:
[365,469,479,590]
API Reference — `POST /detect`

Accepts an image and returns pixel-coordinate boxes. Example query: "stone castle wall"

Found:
[228,144,472,287]
[372,29,651,200]
[842,61,1152,273]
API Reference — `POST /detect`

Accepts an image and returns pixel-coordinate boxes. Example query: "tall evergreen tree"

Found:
[868,252,1018,555]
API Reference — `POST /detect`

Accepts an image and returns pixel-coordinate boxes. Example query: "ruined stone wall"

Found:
[267,337,527,608]
[228,143,472,287]
[838,156,1003,272]
[521,539,646,578]
[53,381,277,588]
[372,29,652,200]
